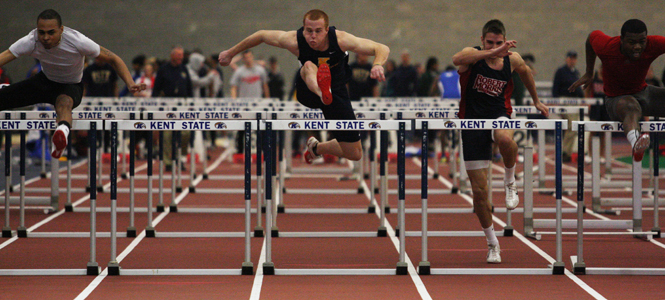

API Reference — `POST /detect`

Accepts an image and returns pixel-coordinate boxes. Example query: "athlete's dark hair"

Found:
[37,9,62,27]
[425,57,438,71]
[303,9,329,28]
[482,19,505,38]
[621,19,647,37]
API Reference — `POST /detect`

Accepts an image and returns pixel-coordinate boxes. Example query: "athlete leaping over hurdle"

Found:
[452,20,548,263]
[0,9,146,159]
[218,9,390,163]
[568,19,665,162]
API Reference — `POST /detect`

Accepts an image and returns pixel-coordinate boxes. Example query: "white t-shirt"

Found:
[9,26,101,84]
[230,65,267,98]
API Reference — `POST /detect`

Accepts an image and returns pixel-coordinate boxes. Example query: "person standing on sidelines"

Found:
[452,19,548,263]
[219,9,389,163]
[0,9,145,158]
[569,19,665,162]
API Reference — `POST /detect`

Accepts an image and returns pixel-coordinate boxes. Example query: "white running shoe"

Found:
[505,181,519,210]
[487,244,501,264]
[304,136,321,164]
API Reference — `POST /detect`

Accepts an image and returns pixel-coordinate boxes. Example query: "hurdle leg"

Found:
[574,123,586,275]
[255,124,264,237]
[127,130,136,237]
[653,130,661,238]
[188,131,196,192]
[87,125,99,275]
[419,121,430,275]
[121,129,127,179]
[263,122,275,275]
[18,129,27,237]
[449,130,459,193]
[604,131,612,174]
[202,131,209,180]
[459,138,468,193]
[2,127,11,237]
[433,131,440,179]
[538,129,546,190]
[40,133,46,178]
[277,131,285,212]
[169,131,178,212]
[157,132,164,212]
[553,122,565,275]
[368,131,377,214]
[271,129,279,237]
[242,122,253,275]
[65,133,73,212]
[145,129,155,237]
[523,145,537,239]
[396,122,407,275]
[633,153,645,239]
[378,127,388,236]
[176,132,183,193]
[50,153,59,211]
[97,130,103,193]
[108,122,120,275]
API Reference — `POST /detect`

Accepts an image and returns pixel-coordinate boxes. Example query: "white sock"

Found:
[483,225,499,246]
[504,165,515,185]
[627,130,639,148]
[57,124,70,139]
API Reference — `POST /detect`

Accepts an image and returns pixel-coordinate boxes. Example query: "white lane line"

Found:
[74,149,230,299]
[248,239,267,300]
[361,179,432,300]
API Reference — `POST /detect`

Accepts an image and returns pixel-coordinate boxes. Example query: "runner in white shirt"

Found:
[0,9,146,158]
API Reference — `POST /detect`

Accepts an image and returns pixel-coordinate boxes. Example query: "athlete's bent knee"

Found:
[346,148,363,161]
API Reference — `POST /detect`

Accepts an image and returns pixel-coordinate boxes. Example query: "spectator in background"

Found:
[417,56,439,96]
[119,54,145,97]
[152,46,192,171]
[552,50,584,162]
[230,50,269,98]
[26,59,41,78]
[186,52,217,97]
[133,62,155,97]
[267,56,285,100]
[391,50,418,96]
[83,56,118,96]
[438,65,460,99]
[348,53,378,101]
[646,66,661,87]
[586,65,609,163]
[380,59,396,97]
[511,53,535,106]
[206,54,224,97]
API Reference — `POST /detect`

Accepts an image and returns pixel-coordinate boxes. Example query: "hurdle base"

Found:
[85,186,90,193]
[394,228,400,237]
[502,227,514,237]
[374,187,379,194]
[433,173,440,179]
[451,187,459,194]
[156,205,165,213]
[87,264,100,276]
[145,228,156,238]
[356,186,364,194]
[652,228,661,239]
[241,262,254,275]
[176,187,183,193]
[169,205,178,213]
[9,186,13,193]
[633,234,651,241]
[65,204,73,212]
[418,262,431,275]
[396,262,408,275]
[552,262,565,275]
[282,187,287,194]
[254,227,264,238]
[108,263,120,276]
[2,228,12,238]
[367,206,376,214]
[385,206,391,214]
[277,205,285,214]
[202,173,209,180]
[121,173,128,180]
[377,227,387,237]
[97,186,104,193]
[271,228,279,238]
[17,227,27,238]
[573,262,586,275]
[126,227,137,238]
[189,186,196,193]
[263,262,275,275]
[364,174,370,180]
[40,172,46,179]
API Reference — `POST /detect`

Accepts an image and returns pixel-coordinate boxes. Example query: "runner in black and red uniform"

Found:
[218,9,390,163]
[453,19,548,264]
[569,19,665,162]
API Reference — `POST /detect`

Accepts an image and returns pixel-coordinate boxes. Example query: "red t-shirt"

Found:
[589,30,665,97]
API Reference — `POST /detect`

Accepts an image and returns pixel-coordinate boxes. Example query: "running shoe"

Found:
[487,244,501,264]
[304,136,321,164]
[505,181,519,210]
[632,132,650,162]
[51,128,67,159]
[317,63,333,105]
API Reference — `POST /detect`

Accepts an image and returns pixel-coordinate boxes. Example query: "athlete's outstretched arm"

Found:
[96,46,145,93]
[218,30,298,66]
[337,31,390,81]
[0,50,17,68]
[569,34,596,92]
[512,53,549,117]
[452,41,517,72]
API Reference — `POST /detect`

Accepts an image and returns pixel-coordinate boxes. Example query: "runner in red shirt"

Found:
[569,19,665,162]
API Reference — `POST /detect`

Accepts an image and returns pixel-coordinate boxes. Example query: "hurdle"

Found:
[414,118,567,275]
[569,121,663,275]
[106,119,257,275]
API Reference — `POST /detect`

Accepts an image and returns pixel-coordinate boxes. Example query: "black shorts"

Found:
[295,73,360,143]
[461,114,509,162]
[0,72,83,111]
[589,103,610,122]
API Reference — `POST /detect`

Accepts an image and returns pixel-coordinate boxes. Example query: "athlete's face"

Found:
[303,18,329,51]
[481,33,506,55]
[37,18,63,50]
[621,31,647,60]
